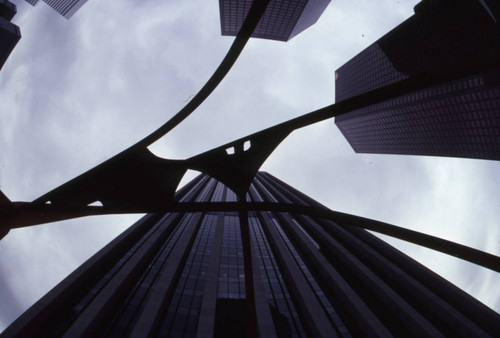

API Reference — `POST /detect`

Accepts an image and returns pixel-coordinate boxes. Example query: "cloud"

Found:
[0,0,498,332]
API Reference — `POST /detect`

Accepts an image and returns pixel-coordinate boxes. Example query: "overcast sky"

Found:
[0,0,499,331]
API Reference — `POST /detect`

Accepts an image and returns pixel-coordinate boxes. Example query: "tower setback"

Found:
[2,172,499,337]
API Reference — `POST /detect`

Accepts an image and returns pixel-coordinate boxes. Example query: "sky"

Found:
[0,0,499,331]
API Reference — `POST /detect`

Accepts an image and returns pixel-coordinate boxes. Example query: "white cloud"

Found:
[0,0,498,331]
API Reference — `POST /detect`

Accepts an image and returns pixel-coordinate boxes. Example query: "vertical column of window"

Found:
[340,218,500,335]
[52,212,176,336]
[257,173,301,205]
[257,174,323,250]
[159,214,218,337]
[294,215,442,336]
[175,174,206,202]
[266,175,450,332]
[283,212,393,336]
[260,172,333,213]
[247,183,264,202]
[210,182,226,202]
[312,217,490,336]
[100,212,195,336]
[177,174,211,202]
[49,0,76,17]
[218,213,245,299]
[130,212,205,337]
[283,0,304,39]
[195,177,218,202]
[248,213,306,337]
[255,211,335,337]
[251,174,278,203]
[270,217,348,336]
[6,212,168,338]
[196,210,226,336]
[252,175,350,336]
[235,0,246,34]
[225,186,238,202]
[263,1,280,39]
[259,172,317,207]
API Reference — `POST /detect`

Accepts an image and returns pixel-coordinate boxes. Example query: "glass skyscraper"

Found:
[24,0,89,19]
[0,0,20,71]
[334,0,500,161]
[219,0,331,41]
[3,172,499,337]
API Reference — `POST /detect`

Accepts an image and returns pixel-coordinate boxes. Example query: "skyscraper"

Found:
[0,0,20,71]
[219,0,331,41]
[334,0,500,161]
[23,0,89,19]
[3,172,499,337]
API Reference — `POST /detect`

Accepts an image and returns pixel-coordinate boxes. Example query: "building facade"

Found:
[0,0,20,71]
[219,0,330,41]
[334,0,500,161]
[3,172,499,337]
[24,0,89,19]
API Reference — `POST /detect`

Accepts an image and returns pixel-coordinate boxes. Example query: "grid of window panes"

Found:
[269,216,348,335]
[210,181,226,202]
[335,43,408,103]
[100,178,212,336]
[160,214,218,337]
[177,174,211,202]
[248,215,306,336]
[195,177,218,202]
[336,73,500,160]
[250,175,348,335]
[225,184,238,202]
[335,0,500,102]
[219,0,308,41]
[102,212,199,336]
[253,174,321,250]
[218,213,246,299]
[45,176,209,336]
[248,184,306,336]
[41,0,86,17]
[49,213,176,336]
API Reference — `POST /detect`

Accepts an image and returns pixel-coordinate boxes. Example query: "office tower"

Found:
[0,0,20,71]
[334,0,500,161]
[3,172,499,337]
[219,0,331,41]
[23,0,89,19]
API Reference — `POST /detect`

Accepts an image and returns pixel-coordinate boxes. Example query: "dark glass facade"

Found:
[219,0,330,42]
[336,72,500,160]
[23,0,89,19]
[0,0,20,71]
[3,172,499,337]
[334,0,500,161]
